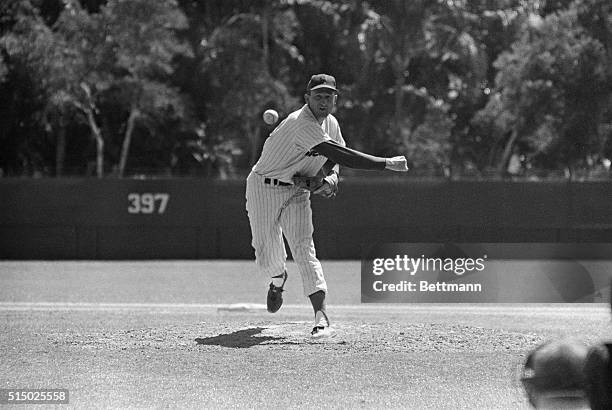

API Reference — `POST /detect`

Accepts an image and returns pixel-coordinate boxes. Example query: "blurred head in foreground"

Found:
[521,339,590,409]
[581,279,612,409]
[583,343,612,410]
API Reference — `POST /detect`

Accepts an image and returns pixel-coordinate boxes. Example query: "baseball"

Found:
[263,109,279,125]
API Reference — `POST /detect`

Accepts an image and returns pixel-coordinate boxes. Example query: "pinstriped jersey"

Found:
[252,105,346,182]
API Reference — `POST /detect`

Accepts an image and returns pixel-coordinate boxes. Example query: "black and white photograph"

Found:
[1,0,612,408]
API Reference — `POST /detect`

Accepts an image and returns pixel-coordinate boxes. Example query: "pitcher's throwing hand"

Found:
[385,156,409,172]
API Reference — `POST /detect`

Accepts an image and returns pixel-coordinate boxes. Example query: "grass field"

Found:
[1,261,611,409]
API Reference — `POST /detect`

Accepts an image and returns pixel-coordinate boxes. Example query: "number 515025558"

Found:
[127,193,169,214]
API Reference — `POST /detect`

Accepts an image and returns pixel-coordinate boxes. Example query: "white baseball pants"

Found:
[245,172,327,296]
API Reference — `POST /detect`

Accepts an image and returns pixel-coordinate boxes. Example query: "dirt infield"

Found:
[1,261,612,408]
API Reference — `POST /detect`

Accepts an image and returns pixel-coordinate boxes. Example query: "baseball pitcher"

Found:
[246,74,408,338]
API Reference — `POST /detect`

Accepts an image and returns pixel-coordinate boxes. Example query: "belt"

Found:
[264,177,291,186]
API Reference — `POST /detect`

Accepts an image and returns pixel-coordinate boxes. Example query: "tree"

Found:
[2,0,192,178]
[362,0,430,139]
[202,7,299,166]
[0,55,7,83]
[0,1,64,176]
[573,0,612,169]
[53,0,192,178]
[2,0,609,178]
[49,1,113,178]
[97,0,192,177]
[473,6,609,175]
[447,1,533,174]
[351,0,488,174]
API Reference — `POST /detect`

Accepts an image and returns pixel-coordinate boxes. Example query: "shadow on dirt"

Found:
[195,327,292,348]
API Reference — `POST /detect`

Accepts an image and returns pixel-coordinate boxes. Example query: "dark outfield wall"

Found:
[1,178,611,260]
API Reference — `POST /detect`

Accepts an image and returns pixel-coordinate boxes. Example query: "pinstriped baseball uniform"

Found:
[246,104,345,296]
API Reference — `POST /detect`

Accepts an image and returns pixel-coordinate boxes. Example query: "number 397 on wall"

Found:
[127,193,170,214]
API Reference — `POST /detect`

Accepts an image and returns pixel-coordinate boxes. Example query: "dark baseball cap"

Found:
[307,74,338,93]
[521,339,589,407]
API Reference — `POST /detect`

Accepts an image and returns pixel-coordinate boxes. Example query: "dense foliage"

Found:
[1,0,610,179]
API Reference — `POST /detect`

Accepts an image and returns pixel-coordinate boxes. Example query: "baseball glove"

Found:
[292,173,338,198]
[293,175,323,191]
[293,159,339,198]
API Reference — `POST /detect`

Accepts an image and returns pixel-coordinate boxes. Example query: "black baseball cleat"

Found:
[267,271,288,313]
[311,326,334,338]
[311,310,333,338]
